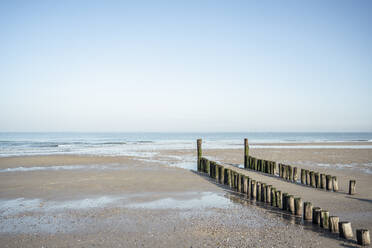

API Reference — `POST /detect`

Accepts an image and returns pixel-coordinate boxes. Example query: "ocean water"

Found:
[0,132,371,157]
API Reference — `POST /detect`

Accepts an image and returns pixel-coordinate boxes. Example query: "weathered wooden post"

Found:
[326,175,333,191]
[228,169,232,187]
[320,174,326,189]
[205,159,210,175]
[303,202,313,220]
[320,210,329,229]
[287,195,295,214]
[209,161,213,178]
[329,216,339,233]
[244,138,249,169]
[197,139,202,171]
[240,174,245,193]
[357,229,370,246]
[293,167,298,182]
[349,180,356,195]
[279,163,282,178]
[276,190,282,209]
[215,163,220,182]
[315,172,320,188]
[237,173,241,192]
[310,171,316,187]
[339,222,353,239]
[288,166,293,181]
[243,176,248,194]
[286,165,290,180]
[282,193,288,211]
[271,188,277,207]
[332,176,338,191]
[261,183,266,202]
[305,170,310,185]
[251,180,257,200]
[313,207,322,225]
[256,182,261,201]
[294,197,302,216]
[246,177,251,197]
[220,166,225,184]
[266,185,272,204]
[254,157,258,171]
[273,162,277,175]
[301,169,306,184]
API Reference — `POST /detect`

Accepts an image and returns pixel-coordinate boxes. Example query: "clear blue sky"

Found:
[1,0,371,132]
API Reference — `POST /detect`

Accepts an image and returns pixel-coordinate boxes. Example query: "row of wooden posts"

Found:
[197,139,370,246]
[244,139,357,195]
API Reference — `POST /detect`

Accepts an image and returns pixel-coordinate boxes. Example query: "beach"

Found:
[1,140,371,247]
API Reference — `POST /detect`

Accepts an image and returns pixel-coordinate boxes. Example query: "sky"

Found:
[0,0,371,132]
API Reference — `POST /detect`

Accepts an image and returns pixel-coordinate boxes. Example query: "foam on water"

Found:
[0,163,123,173]
[296,161,372,174]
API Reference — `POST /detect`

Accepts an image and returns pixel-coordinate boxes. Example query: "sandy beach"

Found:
[0,142,371,247]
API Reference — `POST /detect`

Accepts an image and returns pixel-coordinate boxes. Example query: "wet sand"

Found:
[0,143,371,247]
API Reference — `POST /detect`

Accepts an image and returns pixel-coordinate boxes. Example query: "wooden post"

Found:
[282,193,288,211]
[246,177,251,197]
[237,173,241,192]
[313,207,322,225]
[305,170,310,185]
[240,174,245,193]
[271,188,276,207]
[244,138,249,169]
[320,210,329,229]
[357,229,370,246]
[209,161,213,178]
[215,164,220,182]
[326,175,333,191]
[293,167,298,182]
[220,166,225,184]
[266,185,272,204]
[251,180,257,200]
[287,195,295,214]
[315,172,320,188]
[276,190,282,209]
[228,169,232,187]
[301,169,306,184]
[332,176,338,191]
[339,222,353,239]
[303,202,313,220]
[310,171,316,187]
[294,197,302,216]
[286,165,290,180]
[329,216,339,233]
[320,174,326,189]
[256,182,261,201]
[254,158,257,170]
[279,164,282,178]
[205,159,210,175]
[243,176,248,194]
[273,162,277,175]
[288,166,293,181]
[261,183,266,202]
[197,139,202,171]
[349,180,356,195]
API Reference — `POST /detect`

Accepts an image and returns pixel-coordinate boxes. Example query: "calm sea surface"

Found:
[0,132,371,157]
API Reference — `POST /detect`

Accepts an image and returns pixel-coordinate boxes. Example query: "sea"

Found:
[0,132,372,157]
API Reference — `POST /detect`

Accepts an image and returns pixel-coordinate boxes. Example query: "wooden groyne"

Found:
[197,139,370,246]
[246,149,341,193]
